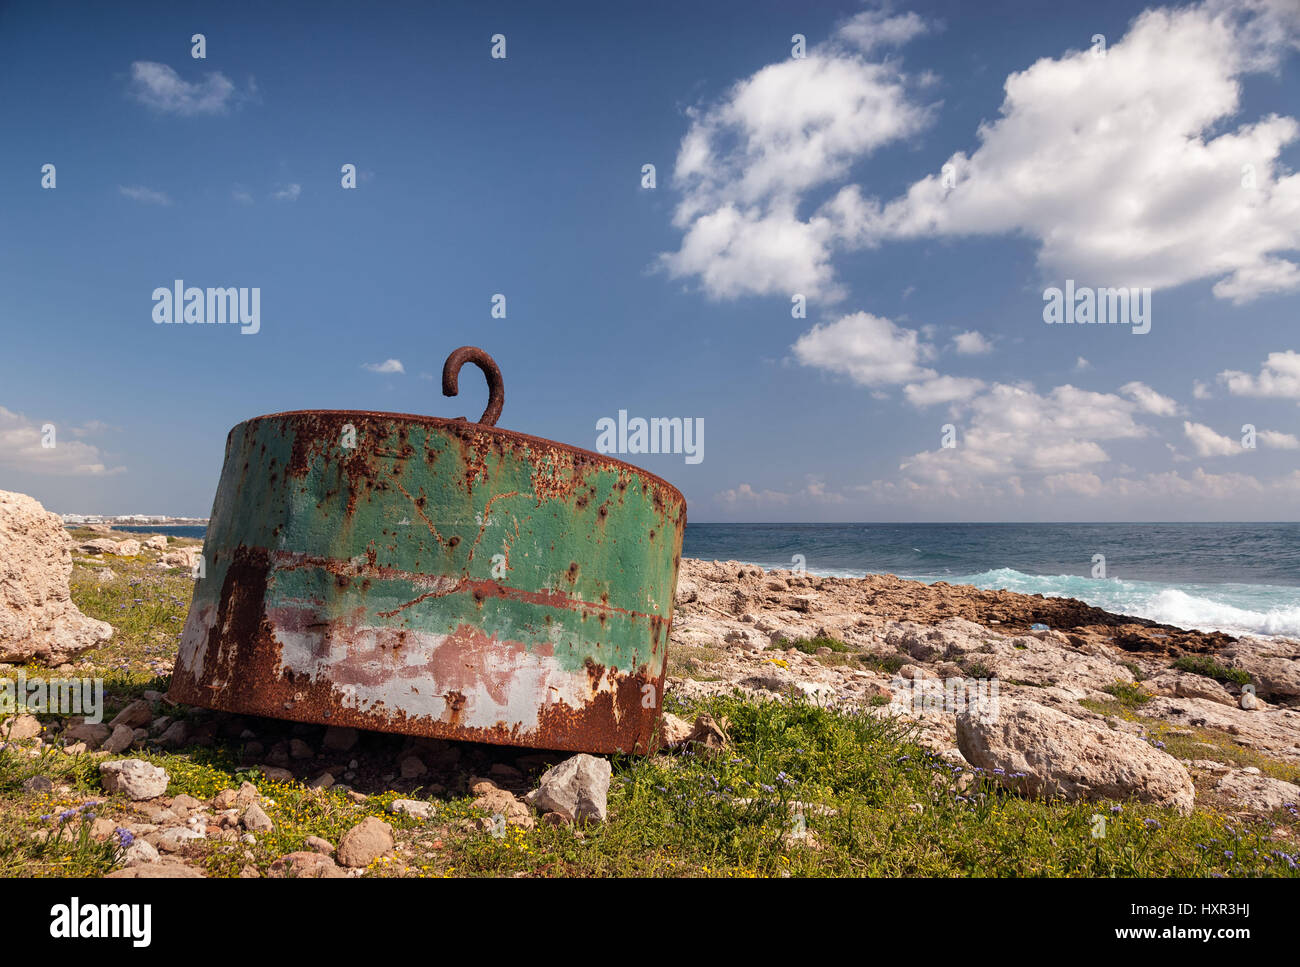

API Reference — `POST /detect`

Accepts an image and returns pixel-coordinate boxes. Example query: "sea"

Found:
[115,522,1300,640]
[683,523,1300,640]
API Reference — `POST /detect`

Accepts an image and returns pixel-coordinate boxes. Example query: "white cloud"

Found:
[896,383,1150,494]
[128,61,240,116]
[1183,420,1240,456]
[717,476,844,507]
[1219,350,1300,400]
[231,187,253,205]
[1074,356,1091,371]
[1121,381,1181,416]
[903,375,985,407]
[836,9,931,53]
[717,483,790,506]
[118,185,171,206]
[362,359,405,374]
[793,312,935,387]
[272,183,302,202]
[834,1,1300,304]
[1042,472,1106,497]
[1193,379,1213,399]
[0,407,124,476]
[1259,429,1300,449]
[656,15,935,300]
[951,330,992,355]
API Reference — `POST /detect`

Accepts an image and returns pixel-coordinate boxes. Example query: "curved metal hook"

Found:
[441,346,504,427]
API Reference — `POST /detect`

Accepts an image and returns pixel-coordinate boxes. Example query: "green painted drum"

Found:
[168,348,687,753]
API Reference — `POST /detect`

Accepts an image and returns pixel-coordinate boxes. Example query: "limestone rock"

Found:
[0,491,113,663]
[525,753,611,824]
[956,697,1196,815]
[1214,769,1300,812]
[336,816,394,867]
[100,759,169,800]
[269,851,348,878]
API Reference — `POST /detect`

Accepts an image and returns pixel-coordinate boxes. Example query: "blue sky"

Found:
[2,0,1298,521]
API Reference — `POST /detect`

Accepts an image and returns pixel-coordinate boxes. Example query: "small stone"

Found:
[269,851,348,878]
[236,781,260,805]
[101,725,136,755]
[526,754,611,824]
[155,826,204,852]
[262,767,293,782]
[1,714,41,740]
[240,803,274,832]
[100,759,169,800]
[171,794,203,813]
[399,755,427,778]
[304,835,335,855]
[109,700,153,730]
[157,720,189,748]
[289,738,314,759]
[307,772,335,790]
[138,805,177,824]
[322,726,359,752]
[389,798,435,820]
[658,712,693,746]
[336,816,394,868]
[63,722,110,749]
[22,776,53,794]
[122,839,160,866]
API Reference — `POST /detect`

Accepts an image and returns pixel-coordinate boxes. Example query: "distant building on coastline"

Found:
[60,513,207,526]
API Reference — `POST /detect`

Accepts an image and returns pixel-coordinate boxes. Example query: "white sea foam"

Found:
[907,567,1300,639]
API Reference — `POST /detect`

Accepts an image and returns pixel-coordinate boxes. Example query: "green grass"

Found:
[1102,681,1153,709]
[773,635,852,656]
[858,651,910,675]
[959,659,995,679]
[665,643,728,680]
[1173,655,1252,687]
[433,693,1299,877]
[67,558,194,675]
[4,691,1297,878]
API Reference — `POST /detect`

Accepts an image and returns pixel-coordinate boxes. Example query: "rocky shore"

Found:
[1,489,1298,877]
[668,559,1300,811]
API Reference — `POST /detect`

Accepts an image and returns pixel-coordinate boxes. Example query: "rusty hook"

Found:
[442,346,504,427]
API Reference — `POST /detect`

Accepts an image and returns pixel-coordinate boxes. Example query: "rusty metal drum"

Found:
[168,348,686,754]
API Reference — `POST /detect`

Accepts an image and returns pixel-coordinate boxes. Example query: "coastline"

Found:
[1,532,1296,878]
[668,558,1300,771]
